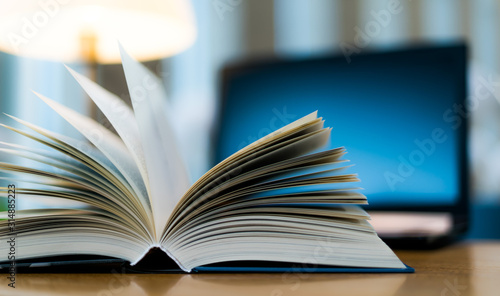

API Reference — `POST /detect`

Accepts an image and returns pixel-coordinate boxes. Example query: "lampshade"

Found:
[0,0,197,63]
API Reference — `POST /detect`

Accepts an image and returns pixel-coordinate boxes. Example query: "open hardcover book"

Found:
[0,47,411,273]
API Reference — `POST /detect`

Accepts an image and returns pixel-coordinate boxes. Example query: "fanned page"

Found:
[161,114,406,272]
[119,45,190,240]
[0,115,155,263]
[0,48,406,273]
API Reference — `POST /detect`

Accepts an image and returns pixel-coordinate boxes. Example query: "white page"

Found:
[0,146,124,198]
[0,140,92,172]
[65,66,151,201]
[3,115,121,180]
[32,92,149,210]
[119,45,190,239]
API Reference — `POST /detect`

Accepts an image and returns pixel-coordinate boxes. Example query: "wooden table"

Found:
[1,241,499,296]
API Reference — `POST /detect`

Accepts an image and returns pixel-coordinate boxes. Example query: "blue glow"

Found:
[216,47,463,207]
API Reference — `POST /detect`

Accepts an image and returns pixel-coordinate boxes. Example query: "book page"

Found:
[0,208,151,264]
[163,206,405,271]
[2,115,116,174]
[164,115,328,236]
[30,94,149,212]
[0,147,141,208]
[0,122,154,225]
[65,66,151,204]
[179,113,321,203]
[171,128,333,225]
[0,140,92,170]
[194,148,348,200]
[120,45,190,240]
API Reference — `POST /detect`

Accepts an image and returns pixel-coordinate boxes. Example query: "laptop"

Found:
[213,43,469,248]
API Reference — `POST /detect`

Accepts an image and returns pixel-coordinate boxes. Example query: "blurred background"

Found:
[0,0,499,238]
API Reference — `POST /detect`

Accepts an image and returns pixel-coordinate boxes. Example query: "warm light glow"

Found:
[0,0,197,63]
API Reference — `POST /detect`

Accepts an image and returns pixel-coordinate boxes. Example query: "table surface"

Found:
[1,240,499,296]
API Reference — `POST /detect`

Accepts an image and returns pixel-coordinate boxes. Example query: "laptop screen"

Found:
[215,44,466,209]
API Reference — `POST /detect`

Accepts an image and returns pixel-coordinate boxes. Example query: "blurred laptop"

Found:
[213,43,469,248]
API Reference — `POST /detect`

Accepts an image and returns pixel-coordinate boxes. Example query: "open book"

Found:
[0,47,410,273]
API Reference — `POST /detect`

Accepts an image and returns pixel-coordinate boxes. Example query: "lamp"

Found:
[0,0,197,211]
[0,0,196,124]
[0,0,197,64]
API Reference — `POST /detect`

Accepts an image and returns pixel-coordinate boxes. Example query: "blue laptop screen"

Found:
[216,46,465,207]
